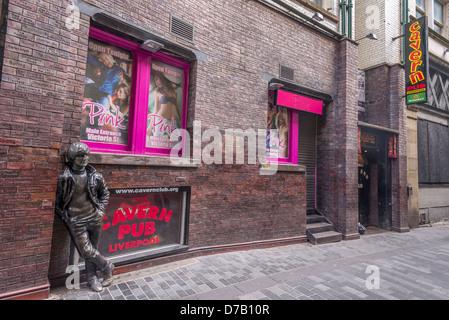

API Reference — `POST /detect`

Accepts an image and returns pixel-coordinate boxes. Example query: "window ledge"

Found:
[293,0,340,23]
[89,152,200,168]
[259,163,306,173]
[89,153,306,172]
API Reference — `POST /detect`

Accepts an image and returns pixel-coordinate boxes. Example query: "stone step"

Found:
[306,214,327,224]
[306,222,335,233]
[309,231,342,245]
[306,209,342,245]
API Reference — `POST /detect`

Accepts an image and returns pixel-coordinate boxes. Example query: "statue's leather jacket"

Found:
[55,164,110,223]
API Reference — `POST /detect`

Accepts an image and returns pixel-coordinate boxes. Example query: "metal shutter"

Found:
[298,112,317,210]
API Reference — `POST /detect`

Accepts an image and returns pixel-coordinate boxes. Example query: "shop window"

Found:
[266,91,299,164]
[434,0,444,33]
[81,27,189,157]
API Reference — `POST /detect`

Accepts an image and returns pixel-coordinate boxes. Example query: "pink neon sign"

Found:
[275,90,323,115]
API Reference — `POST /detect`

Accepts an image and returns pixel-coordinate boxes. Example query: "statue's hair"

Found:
[67,142,90,163]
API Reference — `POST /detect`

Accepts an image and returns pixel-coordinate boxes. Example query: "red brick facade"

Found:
[317,39,359,239]
[0,0,384,299]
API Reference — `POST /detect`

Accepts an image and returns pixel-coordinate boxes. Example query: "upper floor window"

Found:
[434,0,444,33]
[310,0,323,7]
[417,0,426,10]
[416,0,426,18]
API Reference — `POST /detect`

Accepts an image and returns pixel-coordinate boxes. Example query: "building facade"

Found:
[407,0,449,226]
[356,0,449,229]
[0,0,413,300]
[355,0,409,232]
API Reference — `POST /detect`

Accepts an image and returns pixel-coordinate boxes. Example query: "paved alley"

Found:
[48,224,449,301]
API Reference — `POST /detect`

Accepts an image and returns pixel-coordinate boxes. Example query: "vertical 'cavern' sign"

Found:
[405,16,429,105]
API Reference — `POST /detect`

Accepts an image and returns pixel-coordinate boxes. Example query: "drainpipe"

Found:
[403,0,409,63]
[340,0,347,37]
[347,0,353,39]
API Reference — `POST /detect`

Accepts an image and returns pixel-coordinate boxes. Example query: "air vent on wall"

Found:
[170,15,195,43]
[280,64,295,81]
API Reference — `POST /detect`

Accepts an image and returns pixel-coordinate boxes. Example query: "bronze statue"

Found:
[55,142,114,292]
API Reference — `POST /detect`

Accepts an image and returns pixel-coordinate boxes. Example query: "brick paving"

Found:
[47,224,449,300]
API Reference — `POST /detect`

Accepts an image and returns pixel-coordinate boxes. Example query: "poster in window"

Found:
[80,37,133,145]
[388,134,398,158]
[146,61,184,150]
[267,92,289,159]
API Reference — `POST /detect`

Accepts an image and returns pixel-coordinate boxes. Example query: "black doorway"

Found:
[358,130,392,230]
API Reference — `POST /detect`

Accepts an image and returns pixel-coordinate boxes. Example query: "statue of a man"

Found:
[55,142,114,292]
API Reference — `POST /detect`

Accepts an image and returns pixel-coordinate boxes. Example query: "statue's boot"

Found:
[86,261,103,292]
[101,262,115,287]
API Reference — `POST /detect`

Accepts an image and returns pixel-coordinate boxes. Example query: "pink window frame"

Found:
[143,54,190,156]
[81,27,190,157]
[266,108,299,165]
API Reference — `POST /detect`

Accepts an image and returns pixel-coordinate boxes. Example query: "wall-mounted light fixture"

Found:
[297,11,325,26]
[311,12,324,22]
[269,82,284,90]
[140,39,165,53]
[444,48,449,56]
[355,33,378,42]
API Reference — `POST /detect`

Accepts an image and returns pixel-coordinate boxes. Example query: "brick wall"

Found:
[365,65,391,128]
[48,0,326,280]
[389,65,409,232]
[0,0,87,297]
[1,0,352,297]
[316,39,359,238]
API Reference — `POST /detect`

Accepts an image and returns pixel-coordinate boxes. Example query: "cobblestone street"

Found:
[48,224,449,301]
